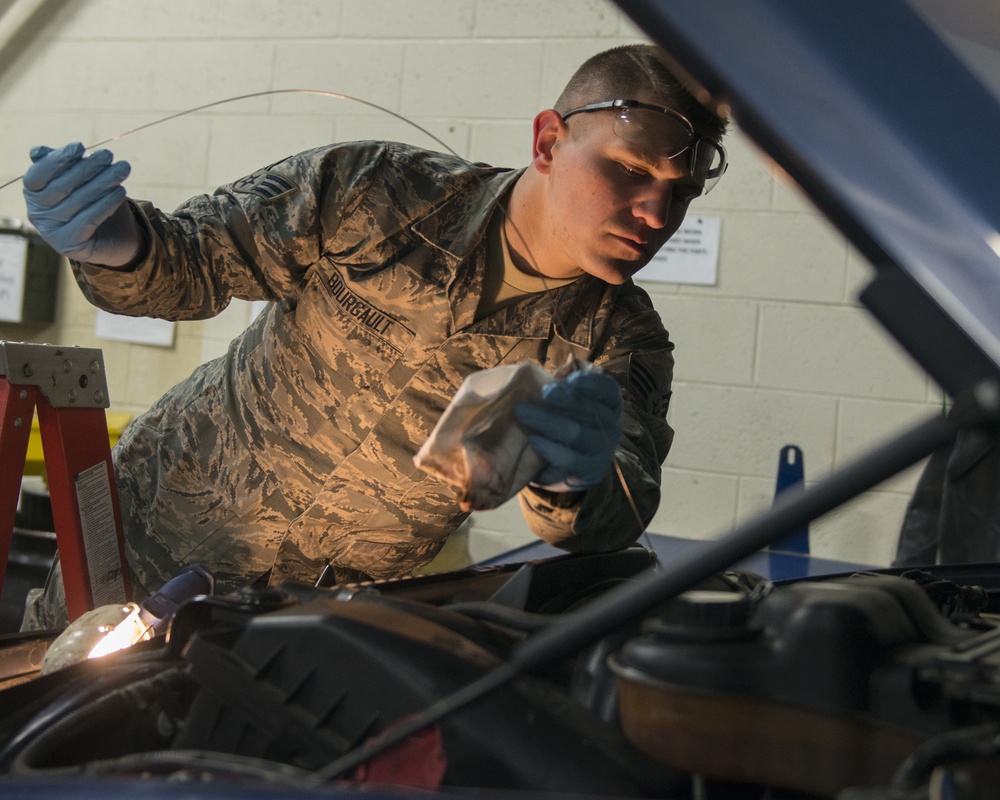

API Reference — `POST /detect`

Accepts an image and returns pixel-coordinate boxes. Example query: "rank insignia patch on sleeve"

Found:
[232,168,298,201]
[628,355,671,417]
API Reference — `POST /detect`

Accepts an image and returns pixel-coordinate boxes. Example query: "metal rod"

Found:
[509,409,961,672]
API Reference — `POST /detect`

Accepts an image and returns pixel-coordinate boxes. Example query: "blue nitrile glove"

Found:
[514,369,624,491]
[23,142,141,266]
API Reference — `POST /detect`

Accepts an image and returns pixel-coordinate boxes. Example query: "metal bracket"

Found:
[0,341,110,409]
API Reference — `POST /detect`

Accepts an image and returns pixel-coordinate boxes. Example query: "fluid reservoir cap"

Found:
[643,589,760,641]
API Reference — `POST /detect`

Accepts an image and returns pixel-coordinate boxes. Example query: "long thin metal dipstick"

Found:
[0,89,451,192]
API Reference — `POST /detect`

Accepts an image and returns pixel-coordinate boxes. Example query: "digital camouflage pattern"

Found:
[69,141,676,599]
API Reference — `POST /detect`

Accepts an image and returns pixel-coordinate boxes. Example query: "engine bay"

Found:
[2,550,999,799]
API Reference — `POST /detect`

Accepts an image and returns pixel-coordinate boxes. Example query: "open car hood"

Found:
[618,0,1000,398]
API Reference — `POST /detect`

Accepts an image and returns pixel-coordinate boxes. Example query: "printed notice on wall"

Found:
[76,461,127,606]
[96,308,176,348]
[0,234,28,322]
[638,215,721,285]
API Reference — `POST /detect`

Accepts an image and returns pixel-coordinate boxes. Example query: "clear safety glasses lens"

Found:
[562,100,728,196]
[689,138,727,195]
[610,105,695,161]
[611,105,727,195]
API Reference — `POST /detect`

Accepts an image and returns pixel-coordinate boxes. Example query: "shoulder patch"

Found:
[628,355,671,417]
[232,168,298,201]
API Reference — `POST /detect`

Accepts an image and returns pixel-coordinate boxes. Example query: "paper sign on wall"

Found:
[0,235,28,322]
[96,309,176,348]
[637,215,721,285]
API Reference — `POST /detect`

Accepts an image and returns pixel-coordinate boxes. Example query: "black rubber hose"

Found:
[890,722,1000,792]
[6,667,189,775]
[0,660,167,770]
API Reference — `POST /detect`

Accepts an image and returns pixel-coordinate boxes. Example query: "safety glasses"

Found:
[561,99,728,195]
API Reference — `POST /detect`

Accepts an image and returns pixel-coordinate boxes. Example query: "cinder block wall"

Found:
[0,0,942,568]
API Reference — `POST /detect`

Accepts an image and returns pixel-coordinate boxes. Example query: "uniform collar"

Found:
[409,163,621,353]
[410,168,524,265]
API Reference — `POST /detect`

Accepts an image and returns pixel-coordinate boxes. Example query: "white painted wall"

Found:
[0,0,950,570]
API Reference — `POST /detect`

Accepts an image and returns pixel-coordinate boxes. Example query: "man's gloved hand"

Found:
[23,142,142,267]
[514,369,624,492]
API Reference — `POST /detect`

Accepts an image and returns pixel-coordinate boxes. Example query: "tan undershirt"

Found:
[475,213,577,321]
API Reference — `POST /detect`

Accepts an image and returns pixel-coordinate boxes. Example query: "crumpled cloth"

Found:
[414,359,590,511]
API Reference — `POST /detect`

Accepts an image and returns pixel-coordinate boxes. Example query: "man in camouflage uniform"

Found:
[21,45,727,627]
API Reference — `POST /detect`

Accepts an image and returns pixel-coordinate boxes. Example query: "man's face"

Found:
[536,93,708,285]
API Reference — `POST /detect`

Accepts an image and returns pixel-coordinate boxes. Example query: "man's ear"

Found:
[531,109,564,174]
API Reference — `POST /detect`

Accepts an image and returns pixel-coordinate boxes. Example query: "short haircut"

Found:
[555,44,728,141]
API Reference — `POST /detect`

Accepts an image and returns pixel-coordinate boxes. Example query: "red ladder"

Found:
[0,341,131,623]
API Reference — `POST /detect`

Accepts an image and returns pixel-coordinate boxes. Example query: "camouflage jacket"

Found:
[72,141,675,595]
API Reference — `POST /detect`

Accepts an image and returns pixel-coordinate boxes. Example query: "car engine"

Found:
[1,549,998,799]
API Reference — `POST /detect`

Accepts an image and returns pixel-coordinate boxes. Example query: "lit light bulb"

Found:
[87,602,155,659]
